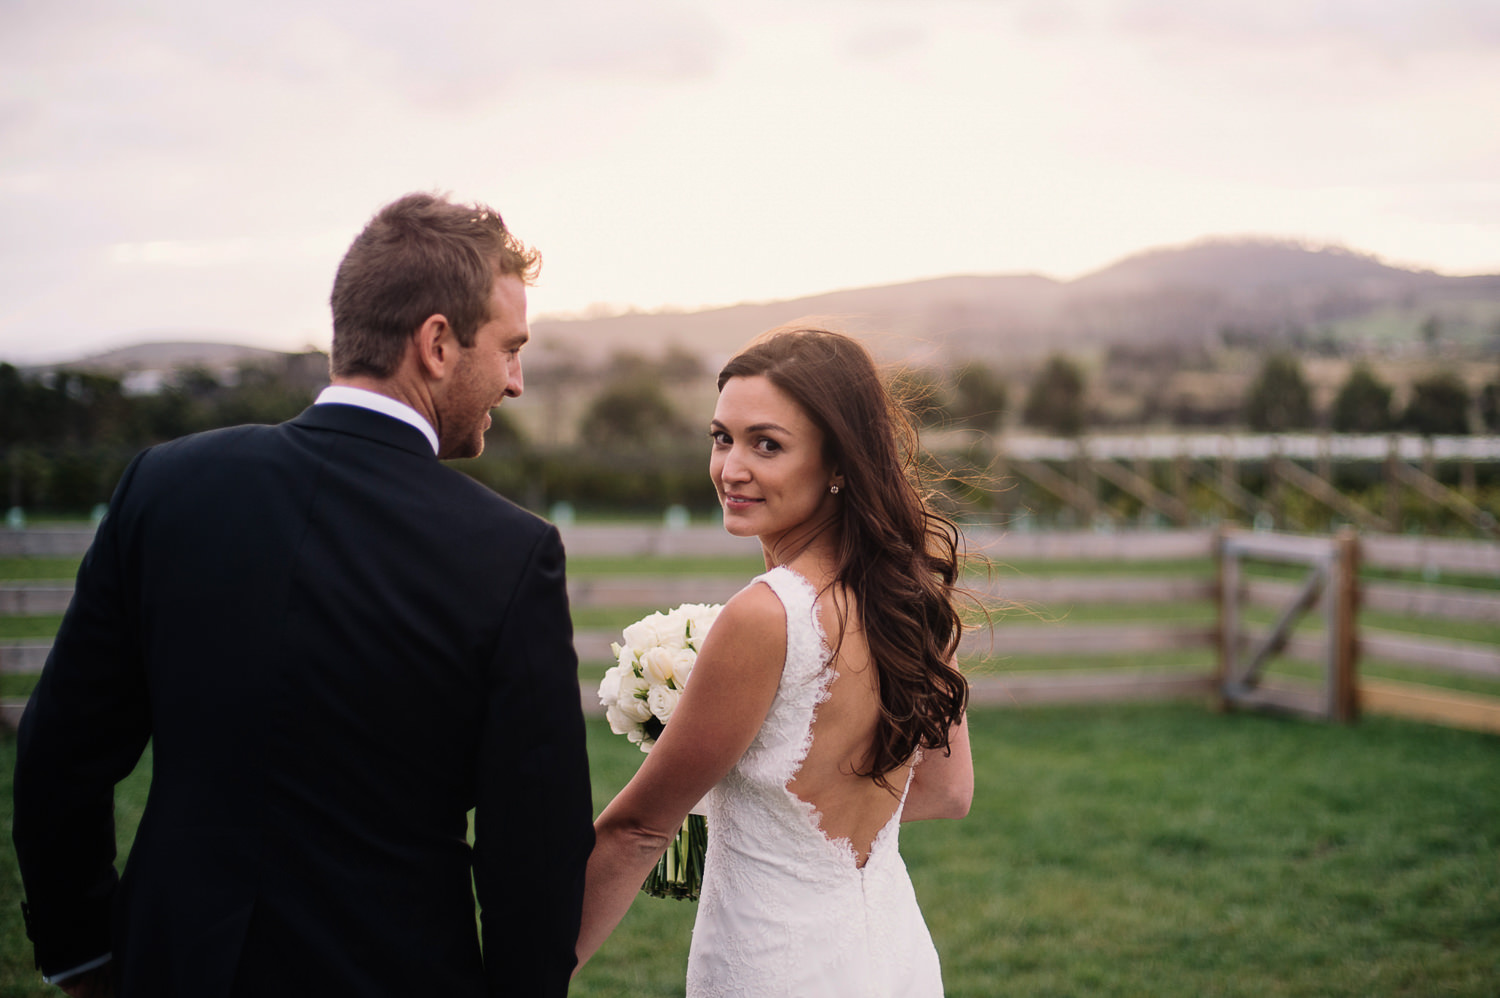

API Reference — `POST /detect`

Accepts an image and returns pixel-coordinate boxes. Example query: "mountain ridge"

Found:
[30,237,1500,373]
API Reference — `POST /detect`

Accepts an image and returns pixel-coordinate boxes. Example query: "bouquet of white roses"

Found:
[599,601,723,899]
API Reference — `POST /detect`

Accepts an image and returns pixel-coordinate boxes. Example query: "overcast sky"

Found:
[2,0,1497,364]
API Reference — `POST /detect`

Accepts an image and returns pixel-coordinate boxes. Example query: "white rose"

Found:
[606,703,636,736]
[640,647,678,686]
[629,611,686,652]
[655,608,692,651]
[597,664,625,706]
[648,685,681,723]
[618,675,654,722]
[680,602,715,621]
[621,614,664,653]
[623,696,654,724]
[686,604,724,645]
[669,648,697,688]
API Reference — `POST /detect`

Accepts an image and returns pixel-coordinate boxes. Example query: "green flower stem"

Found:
[641,813,708,900]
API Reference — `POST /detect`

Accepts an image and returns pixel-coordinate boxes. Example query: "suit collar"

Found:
[314,385,439,453]
[292,403,438,459]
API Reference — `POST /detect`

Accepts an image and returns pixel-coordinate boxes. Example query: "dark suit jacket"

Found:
[13,403,594,997]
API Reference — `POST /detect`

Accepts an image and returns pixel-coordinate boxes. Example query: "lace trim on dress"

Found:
[762,565,905,871]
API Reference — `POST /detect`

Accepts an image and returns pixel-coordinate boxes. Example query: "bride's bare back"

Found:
[785,579,910,867]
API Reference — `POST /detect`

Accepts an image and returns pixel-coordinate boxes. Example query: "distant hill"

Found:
[23,341,330,397]
[24,238,1500,375]
[30,340,289,375]
[529,272,1065,370]
[530,238,1500,367]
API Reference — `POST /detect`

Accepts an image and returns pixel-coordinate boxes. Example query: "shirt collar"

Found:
[314,385,439,455]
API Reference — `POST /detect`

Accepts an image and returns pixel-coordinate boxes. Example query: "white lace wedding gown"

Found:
[686,567,944,997]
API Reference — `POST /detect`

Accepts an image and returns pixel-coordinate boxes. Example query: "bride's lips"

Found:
[722,493,762,509]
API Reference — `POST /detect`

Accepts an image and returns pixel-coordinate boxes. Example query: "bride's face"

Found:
[710,375,843,549]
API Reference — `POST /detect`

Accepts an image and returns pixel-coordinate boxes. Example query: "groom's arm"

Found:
[13,453,152,981]
[472,524,594,998]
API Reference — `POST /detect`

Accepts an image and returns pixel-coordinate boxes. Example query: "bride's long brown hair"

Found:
[718,326,969,788]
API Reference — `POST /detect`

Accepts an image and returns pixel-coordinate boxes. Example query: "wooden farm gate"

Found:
[1216,529,1359,722]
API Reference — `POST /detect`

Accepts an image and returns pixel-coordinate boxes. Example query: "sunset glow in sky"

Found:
[2,0,1497,363]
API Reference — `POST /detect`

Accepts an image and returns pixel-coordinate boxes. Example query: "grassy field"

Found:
[2,705,1495,996]
[4,548,1500,994]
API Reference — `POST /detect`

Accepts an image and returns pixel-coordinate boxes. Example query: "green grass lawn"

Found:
[0,560,79,583]
[3,704,1495,997]
[0,618,63,641]
[4,549,1500,994]
[564,555,766,578]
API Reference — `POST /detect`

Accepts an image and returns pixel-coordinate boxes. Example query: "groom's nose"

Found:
[505,355,524,398]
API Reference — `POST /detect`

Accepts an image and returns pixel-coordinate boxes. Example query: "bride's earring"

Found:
[829,484,841,494]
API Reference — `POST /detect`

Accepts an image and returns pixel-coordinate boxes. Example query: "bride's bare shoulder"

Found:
[721,576,787,626]
[696,577,786,650]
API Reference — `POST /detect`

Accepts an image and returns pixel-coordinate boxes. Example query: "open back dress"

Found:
[685,566,944,997]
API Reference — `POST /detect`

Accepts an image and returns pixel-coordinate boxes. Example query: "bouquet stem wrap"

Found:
[642,812,708,900]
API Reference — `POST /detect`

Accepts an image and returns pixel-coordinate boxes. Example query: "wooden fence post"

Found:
[1384,435,1401,533]
[1075,439,1097,526]
[1331,528,1360,723]
[1268,442,1284,529]
[1215,527,1236,712]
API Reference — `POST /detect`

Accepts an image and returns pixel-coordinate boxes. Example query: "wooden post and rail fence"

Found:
[985,432,1500,537]
[3,524,1500,734]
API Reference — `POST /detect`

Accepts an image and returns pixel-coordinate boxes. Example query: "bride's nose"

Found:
[719,447,752,484]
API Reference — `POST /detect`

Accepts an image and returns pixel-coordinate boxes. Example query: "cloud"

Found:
[1,0,1497,365]
[1107,0,1500,53]
[843,21,931,62]
[0,0,730,163]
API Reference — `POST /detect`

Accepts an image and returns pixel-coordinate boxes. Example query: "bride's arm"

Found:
[575,583,788,971]
[901,711,973,822]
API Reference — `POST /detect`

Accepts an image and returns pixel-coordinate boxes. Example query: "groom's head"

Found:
[329,192,541,382]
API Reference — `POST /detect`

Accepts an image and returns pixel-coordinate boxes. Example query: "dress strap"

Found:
[752,566,831,686]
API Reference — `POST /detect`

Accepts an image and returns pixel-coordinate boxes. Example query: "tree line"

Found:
[5,340,1500,517]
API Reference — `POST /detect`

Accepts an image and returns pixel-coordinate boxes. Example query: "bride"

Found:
[576,326,973,995]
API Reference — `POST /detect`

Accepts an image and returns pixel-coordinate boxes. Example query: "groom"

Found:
[12,193,594,997]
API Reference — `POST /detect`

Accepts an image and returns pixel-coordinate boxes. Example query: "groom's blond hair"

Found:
[330,192,541,379]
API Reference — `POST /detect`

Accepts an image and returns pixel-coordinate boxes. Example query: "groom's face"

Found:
[437,271,529,460]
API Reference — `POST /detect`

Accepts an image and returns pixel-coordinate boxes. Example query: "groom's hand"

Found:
[57,966,114,998]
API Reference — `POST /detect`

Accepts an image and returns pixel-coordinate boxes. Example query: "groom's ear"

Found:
[413,314,456,381]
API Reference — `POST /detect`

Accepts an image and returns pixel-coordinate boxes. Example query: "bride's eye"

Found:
[754,437,781,454]
[710,430,731,446]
